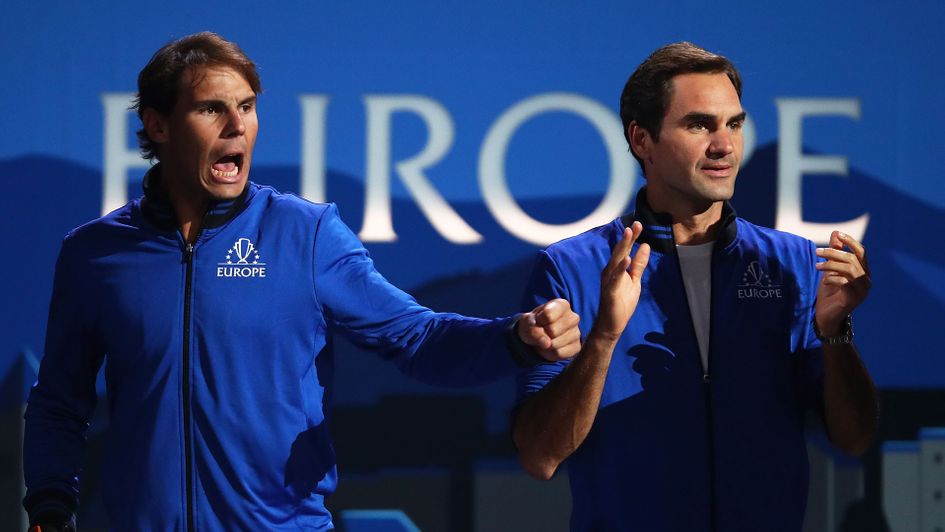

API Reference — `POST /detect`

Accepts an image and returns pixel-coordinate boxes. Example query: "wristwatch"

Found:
[815,315,854,345]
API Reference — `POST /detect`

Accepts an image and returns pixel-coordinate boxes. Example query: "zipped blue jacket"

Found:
[25,167,528,530]
[517,189,825,531]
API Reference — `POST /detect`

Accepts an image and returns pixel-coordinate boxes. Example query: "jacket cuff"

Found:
[24,489,77,531]
[506,316,550,368]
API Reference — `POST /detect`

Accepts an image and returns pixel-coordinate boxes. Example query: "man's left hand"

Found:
[815,231,872,336]
[518,299,581,362]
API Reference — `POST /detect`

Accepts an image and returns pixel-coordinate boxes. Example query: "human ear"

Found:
[142,108,170,144]
[628,121,651,160]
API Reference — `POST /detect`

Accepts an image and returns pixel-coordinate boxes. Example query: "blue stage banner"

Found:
[2,3,942,419]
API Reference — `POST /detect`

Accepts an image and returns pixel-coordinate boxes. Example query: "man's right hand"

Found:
[595,221,650,342]
[513,222,650,480]
[517,298,582,362]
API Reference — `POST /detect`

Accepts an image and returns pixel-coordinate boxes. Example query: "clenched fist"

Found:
[518,299,581,362]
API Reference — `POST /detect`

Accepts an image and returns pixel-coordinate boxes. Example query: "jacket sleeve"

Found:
[311,203,527,386]
[515,249,573,402]
[23,235,105,525]
[792,240,826,415]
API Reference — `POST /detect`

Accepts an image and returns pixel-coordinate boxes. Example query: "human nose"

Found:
[707,128,735,158]
[222,107,246,138]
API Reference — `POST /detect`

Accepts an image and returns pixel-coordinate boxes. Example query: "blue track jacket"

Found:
[25,168,528,530]
[518,189,825,531]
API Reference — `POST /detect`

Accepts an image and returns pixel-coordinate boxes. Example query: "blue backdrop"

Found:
[0,0,945,486]
[4,1,943,392]
[1,2,943,527]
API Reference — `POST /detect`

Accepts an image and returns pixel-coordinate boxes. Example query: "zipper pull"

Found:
[703,373,711,384]
[183,242,194,263]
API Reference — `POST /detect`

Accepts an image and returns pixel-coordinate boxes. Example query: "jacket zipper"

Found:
[183,240,196,532]
[675,246,717,531]
[704,370,716,532]
[705,252,718,532]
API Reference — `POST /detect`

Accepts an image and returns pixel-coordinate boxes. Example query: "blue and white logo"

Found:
[737,261,782,299]
[226,237,261,265]
[218,238,267,278]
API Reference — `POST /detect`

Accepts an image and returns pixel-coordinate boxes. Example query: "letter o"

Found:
[479,93,635,246]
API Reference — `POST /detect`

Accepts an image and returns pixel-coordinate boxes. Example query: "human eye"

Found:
[240,101,255,113]
[688,122,708,132]
[728,119,744,130]
[199,104,220,115]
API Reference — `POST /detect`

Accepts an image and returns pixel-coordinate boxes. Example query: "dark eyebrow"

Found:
[680,112,716,124]
[193,95,257,108]
[194,98,225,108]
[679,111,747,124]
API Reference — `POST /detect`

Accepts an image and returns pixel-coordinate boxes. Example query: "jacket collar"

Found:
[140,164,250,232]
[620,187,738,254]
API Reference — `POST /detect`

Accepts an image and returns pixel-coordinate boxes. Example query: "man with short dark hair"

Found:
[23,32,582,531]
[513,42,878,531]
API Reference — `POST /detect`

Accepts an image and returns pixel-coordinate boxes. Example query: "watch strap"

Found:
[815,315,854,345]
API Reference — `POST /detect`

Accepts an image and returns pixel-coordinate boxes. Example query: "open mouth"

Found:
[210,153,243,179]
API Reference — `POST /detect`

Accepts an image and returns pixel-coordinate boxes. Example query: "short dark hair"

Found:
[619,42,742,169]
[132,32,262,161]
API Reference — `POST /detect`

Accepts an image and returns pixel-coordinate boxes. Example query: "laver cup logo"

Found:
[737,260,782,299]
[228,238,259,264]
[217,238,267,278]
